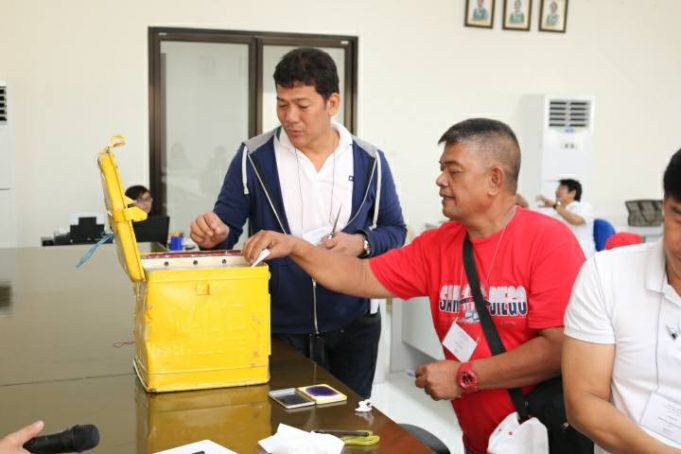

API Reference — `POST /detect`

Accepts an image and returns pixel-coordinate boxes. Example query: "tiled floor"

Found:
[370,371,464,453]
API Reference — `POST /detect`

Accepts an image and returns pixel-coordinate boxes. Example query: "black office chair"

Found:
[399,423,450,454]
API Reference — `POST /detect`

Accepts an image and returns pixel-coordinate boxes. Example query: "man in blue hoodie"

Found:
[190,48,406,398]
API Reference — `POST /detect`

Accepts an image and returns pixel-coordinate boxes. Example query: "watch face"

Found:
[458,366,478,393]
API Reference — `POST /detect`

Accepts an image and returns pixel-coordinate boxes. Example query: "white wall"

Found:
[1,0,680,246]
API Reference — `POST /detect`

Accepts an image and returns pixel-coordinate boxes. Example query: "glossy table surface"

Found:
[0,245,431,453]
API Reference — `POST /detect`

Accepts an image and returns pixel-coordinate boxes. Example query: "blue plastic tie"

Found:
[76,232,115,268]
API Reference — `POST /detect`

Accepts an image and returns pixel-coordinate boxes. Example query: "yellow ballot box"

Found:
[97,135,270,392]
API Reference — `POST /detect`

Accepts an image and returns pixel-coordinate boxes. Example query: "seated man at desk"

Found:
[537,178,595,257]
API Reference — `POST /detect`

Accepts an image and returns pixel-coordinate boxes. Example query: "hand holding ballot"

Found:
[244,230,300,264]
[190,212,230,249]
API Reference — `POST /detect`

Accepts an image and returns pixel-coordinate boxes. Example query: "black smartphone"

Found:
[268,388,315,409]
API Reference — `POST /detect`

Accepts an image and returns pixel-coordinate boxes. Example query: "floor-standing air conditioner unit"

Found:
[0,81,17,248]
[518,95,595,201]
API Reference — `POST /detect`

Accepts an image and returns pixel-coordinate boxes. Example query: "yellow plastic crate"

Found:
[97,135,270,392]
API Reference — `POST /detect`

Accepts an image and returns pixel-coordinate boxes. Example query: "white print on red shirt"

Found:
[438,284,528,324]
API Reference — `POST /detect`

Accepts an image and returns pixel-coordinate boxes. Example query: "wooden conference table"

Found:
[0,245,431,453]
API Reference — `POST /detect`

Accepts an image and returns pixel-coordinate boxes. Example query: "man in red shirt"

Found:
[243,118,585,453]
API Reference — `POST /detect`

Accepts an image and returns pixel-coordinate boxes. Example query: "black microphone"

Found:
[23,424,99,453]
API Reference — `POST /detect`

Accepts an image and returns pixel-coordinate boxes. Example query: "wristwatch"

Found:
[456,362,479,394]
[359,232,372,258]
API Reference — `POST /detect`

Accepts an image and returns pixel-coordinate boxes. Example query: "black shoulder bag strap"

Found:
[462,234,529,421]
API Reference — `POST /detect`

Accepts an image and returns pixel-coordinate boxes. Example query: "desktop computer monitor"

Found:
[133,216,170,245]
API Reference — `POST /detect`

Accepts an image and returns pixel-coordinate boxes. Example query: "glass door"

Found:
[159,40,251,235]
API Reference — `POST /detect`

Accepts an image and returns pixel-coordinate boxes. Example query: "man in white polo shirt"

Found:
[190,48,406,398]
[563,148,681,453]
[537,178,595,257]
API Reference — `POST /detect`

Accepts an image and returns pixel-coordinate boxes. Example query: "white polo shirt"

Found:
[274,122,354,242]
[563,200,595,258]
[565,241,681,452]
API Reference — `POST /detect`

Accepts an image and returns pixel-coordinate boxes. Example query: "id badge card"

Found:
[640,391,681,445]
[443,321,478,363]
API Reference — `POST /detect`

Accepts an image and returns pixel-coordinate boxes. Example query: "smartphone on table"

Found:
[268,388,315,410]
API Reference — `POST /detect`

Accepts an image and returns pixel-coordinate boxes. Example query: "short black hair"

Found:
[559,178,583,201]
[125,185,150,200]
[664,148,681,201]
[438,118,521,192]
[273,48,339,101]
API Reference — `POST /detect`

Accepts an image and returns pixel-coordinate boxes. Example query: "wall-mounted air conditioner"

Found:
[518,95,595,201]
[0,81,17,248]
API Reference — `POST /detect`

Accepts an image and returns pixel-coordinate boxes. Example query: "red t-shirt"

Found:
[369,208,585,454]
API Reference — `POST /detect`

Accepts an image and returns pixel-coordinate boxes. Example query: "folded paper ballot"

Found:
[259,424,343,454]
[154,439,237,454]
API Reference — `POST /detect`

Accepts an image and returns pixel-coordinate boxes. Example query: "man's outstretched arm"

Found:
[244,230,393,299]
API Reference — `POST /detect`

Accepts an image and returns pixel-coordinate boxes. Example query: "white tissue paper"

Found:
[259,423,344,454]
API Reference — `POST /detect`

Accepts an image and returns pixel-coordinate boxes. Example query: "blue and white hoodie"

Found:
[214,126,407,334]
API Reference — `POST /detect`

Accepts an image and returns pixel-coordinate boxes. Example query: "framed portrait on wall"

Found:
[465,0,495,29]
[503,0,532,31]
[539,0,568,33]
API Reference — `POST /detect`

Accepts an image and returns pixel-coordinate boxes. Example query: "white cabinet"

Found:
[519,95,595,199]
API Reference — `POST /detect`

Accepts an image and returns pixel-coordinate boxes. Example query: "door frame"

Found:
[148,28,358,215]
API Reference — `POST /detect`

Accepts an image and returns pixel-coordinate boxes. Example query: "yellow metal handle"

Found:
[111,134,126,148]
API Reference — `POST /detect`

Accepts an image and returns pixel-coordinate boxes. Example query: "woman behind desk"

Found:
[125,185,153,214]
[125,186,170,245]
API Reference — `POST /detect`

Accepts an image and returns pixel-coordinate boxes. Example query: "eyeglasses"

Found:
[137,195,153,203]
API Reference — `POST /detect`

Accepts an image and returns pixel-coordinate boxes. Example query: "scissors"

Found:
[327,205,342,239]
